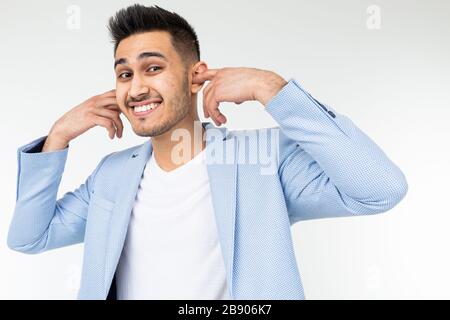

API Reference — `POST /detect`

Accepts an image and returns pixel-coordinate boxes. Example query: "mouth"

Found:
[129,100,163,118]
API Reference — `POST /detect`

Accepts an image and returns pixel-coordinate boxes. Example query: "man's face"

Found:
[114,31,191,137]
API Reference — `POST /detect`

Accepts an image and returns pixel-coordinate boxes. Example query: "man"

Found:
[7,4,408,300]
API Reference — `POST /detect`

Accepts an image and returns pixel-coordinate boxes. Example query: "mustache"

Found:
[126,95,163,107]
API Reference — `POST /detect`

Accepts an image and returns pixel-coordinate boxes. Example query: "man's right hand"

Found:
[42,89,123,152]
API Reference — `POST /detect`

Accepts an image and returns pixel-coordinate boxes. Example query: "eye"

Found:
[147,66,162,72]
[118,72,131,79]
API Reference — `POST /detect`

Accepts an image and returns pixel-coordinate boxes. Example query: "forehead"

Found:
[115,31,175,61]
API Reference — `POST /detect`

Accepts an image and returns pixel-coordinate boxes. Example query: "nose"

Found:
[129,74,149,100]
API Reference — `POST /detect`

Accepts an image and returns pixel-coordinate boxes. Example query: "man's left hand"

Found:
[192,67,287,126]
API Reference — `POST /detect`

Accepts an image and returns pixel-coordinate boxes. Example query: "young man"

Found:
[7,4,408,300]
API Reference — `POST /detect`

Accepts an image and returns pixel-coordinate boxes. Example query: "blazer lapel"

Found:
[103,122,238,299]
[204,122,238,298]
[104,139,152,291]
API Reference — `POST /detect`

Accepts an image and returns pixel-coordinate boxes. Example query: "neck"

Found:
[150,114,206,172]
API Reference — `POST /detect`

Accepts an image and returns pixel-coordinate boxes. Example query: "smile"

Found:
[131,102,162,117]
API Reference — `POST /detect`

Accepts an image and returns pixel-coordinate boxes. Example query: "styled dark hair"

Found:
[108,4,200,63]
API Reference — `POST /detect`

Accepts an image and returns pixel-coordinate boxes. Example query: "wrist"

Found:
[42,131,69,152]
[256,71,288,107]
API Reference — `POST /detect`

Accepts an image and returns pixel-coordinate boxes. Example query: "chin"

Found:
[131,122,170,137]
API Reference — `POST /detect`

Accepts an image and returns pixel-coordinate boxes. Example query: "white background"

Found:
[1,0,449,299]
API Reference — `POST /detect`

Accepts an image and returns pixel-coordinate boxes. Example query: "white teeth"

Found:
[134,103,161,113]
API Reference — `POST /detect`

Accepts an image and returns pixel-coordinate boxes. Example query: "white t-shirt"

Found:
[116,147,230,300]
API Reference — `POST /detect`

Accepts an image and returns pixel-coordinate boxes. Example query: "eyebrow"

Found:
[114,51,168,68]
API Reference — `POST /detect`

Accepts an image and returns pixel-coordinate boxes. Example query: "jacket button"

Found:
[328,111,336,118]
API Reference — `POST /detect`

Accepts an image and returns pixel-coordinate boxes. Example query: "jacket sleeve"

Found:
[265,79,408,223]
[7,136,110,254]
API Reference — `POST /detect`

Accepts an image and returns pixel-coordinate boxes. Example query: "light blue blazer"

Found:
[7,79,408,299]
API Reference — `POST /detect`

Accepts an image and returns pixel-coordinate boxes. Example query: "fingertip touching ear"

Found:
[190,61,208,94]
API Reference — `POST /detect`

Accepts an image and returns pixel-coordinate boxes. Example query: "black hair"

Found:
[108,4,200,63]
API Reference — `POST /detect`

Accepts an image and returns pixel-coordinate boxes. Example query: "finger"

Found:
[92,115,116,139]
[204,85,226,126]
[218,113,227,124]
[204,84,219,125]
[100,89,116,97]
[112,113,124,138]
[203,106,210,118]
[192,69,219,84]
[210,106,226,125]
[203,82,217,120]
[94,97,119,109]
[105,104,122,113]
[94,108,124,138]
[202,82,214,118]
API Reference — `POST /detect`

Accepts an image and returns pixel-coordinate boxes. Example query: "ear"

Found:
[190,61,208,94]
